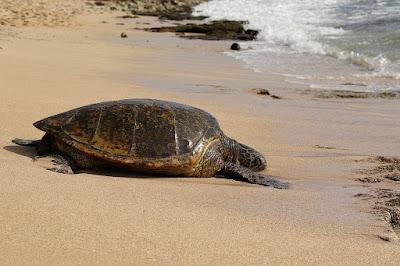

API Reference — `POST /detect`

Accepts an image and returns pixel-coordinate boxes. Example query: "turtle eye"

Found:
[181,139,191,149]
[186,139,193,148]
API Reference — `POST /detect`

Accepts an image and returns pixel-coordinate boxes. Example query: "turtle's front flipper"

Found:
[222,162,291,189]
[12,138,41,147]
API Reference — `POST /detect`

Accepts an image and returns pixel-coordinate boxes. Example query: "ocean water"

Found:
[194,0,400,91]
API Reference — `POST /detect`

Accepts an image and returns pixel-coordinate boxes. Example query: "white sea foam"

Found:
[194,0,400,86]
[194,0,344,54]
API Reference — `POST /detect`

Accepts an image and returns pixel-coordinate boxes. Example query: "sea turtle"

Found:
[12,99,290,189]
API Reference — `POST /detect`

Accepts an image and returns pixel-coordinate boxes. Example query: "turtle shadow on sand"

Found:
[3,144,36,158]
[9,99,291,189]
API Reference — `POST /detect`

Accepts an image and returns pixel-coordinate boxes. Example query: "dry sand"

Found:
[1,1,400,265]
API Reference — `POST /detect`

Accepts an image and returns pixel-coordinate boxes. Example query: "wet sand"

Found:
[1,2,400,265]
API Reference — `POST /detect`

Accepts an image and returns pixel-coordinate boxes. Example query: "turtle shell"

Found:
[33,99,222,175]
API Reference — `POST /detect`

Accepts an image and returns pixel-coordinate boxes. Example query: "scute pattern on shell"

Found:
[34,99,221,163]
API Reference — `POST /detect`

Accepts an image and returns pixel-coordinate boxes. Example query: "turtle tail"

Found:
[12,138,41,147]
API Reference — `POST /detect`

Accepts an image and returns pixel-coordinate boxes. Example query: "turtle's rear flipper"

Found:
[12,138,41,147]
[40,154,76,175]
[47,154,75,175]
[222,162,291,189]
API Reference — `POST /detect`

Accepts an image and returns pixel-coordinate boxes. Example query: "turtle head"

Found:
[237,143,266,171]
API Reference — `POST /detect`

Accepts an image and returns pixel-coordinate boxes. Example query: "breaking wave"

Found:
[194,0,400,80]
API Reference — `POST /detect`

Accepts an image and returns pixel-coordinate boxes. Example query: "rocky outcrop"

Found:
[98,0,208,20]
[149,20,258,40]
[90,1,260,41]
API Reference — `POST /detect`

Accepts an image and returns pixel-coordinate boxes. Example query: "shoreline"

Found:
[192,0,400,92]
[1,2,400,264]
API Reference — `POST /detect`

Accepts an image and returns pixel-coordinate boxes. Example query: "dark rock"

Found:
[385,173,400,181]
[256,89,270,95]
[230,43,241,51]
[94,1,105,6]
[148,20,258,41]
[270,95,282,99]
[210,20,245,33]
[159,11,207,21]
[378,232,399,242]
[149,26,175,32]
[252,88,282,99]
[118,15,139,19]
[121,32,128,38]
[174,23,210,33]
[354,193,372,198]
[245,29,258,36]
[303,89,400,99]
[357,176,382,183]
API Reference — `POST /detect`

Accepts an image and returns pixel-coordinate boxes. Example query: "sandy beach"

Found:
[1,1,400,265]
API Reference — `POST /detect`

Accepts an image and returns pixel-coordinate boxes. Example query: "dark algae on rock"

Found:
[303,89,400,99]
